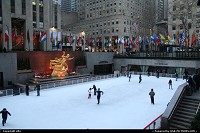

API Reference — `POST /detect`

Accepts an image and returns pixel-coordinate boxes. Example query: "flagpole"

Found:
[46,31,47,51]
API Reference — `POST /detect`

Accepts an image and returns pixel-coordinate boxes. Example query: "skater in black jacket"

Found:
[0,108,11,126]
[96,88,104,104]
[35,82,40,96]
[139,74,142,83]
[25,83,29,96]
[93,85,97,95]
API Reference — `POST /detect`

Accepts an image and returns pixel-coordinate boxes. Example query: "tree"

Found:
[168,0,197,33]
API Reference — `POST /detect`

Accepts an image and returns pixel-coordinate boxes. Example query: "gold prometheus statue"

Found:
[49,51,74,77]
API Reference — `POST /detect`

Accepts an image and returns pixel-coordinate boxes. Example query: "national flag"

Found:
[159,34,165,41]
[5,25,9,42]
[139,36,143,44]
[40,32,47,43]
[180,33,186,47]
[27,29,30,44]
[33,32,36,44]
[191,33,196,45]
[168,33,172,43]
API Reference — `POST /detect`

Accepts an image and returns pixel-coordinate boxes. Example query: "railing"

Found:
[144,113,163,129]
[0,74,122,97]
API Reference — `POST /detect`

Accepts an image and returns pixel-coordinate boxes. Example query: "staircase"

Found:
[169,97,200,129]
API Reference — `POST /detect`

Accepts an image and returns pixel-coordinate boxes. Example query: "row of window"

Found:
[11,0,26,15]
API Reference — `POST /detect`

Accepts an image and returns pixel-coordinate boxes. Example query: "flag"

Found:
[191,33,196,45]
[5,25,9,42]
[40,32,47,43]
[168,33,172,43]
[159,34,165,41]
[33,32,36,44]
[27,29,30,44]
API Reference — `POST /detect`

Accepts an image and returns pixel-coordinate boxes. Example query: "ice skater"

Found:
[88,88,92,99]
[25,83,29,96]
[35,82,40,96]
[129,73,131,82]
[168,79,172,89]
[149,89,155,104]
[93,84,97,95]
[0,108,11,126]
[96,88,104,104]
[139,74,142,83]
[175,72,178,81]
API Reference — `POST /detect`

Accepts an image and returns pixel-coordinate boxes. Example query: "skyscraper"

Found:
[61,0,77,12]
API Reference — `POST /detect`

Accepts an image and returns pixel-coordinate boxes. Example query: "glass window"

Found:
[22,0,26,15]
[11,0,15,13]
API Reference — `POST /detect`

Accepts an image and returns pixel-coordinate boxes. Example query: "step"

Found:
[182,97,200,103]
[169,123,188,129]
[180,101,199,107]
[177,106,197,114]
[174,113,194,120]
[182,99,200,105]
[179,104,198,110]
[173,116,192,123]
[176,110,196,117]
[170,119,191,128]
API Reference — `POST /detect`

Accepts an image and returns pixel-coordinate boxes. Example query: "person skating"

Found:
[0,108,11,126]
[35,82,40,96]
[25,83,29,96]
[168,79,172,89]
[88,88,92,99]
[93,85,97,95]
[129,73,131,82]
[175,72,178,81]
[149,89,155,104]
[139,74,142,83]
[96,88,104,104]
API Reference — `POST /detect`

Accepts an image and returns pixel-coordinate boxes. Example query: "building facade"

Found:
[61,0,77,12]
[62,0,155,53]
[168,0,200,48]
[0,0,61,52]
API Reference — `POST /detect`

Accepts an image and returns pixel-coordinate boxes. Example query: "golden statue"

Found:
[50,51,74,77]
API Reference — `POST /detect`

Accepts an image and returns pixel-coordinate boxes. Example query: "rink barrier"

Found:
[0,72,185,98]
[143,113,163,129]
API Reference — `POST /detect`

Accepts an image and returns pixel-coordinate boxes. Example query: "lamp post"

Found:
[81,31,85,51]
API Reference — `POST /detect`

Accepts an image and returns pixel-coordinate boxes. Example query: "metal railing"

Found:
[0,74,121,97]
[144,113,163,129]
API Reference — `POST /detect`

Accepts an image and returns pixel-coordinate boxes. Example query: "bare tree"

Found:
[168,0,197,33]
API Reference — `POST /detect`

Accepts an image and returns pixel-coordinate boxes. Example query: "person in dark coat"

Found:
[35,82,40,96]
[156,70,159,78]
[0,108,11,126]
[149,89,155,104]
[96,88,104,104]
[129,73,131,82]
[25,83,29,96]
[175,72,178,81]
[139,74,142,83]
[188,76,196,93]
[93,85,97,95]
[168,79,172,89]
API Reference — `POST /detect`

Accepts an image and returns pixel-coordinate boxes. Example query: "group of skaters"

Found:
[25,82,41,96]
[88,84,104,104]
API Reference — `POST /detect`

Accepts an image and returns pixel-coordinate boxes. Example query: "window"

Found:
[173,6,176,11]
[172,15,176,21]
[116,19,119,24]
[11,0,15,13]
[22,0,26,15]
[124,27,126,33]
[180,24,183,30]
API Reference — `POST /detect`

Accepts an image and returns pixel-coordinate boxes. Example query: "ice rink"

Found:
[0,75,186,129]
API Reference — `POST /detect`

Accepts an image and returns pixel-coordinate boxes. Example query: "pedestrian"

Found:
[35,82,40,96]
[0,108,11,126]
[175,72,178,81]
[147,70,150,77]
[168,79,172,89]
[93,84,97,95]
[139,74,142,83]
[96,88,104,104]
[25,83,29,96]
[149,88,155,104]
[88,88,92,99]
[129,73,131,82]
[156,70,159,78]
